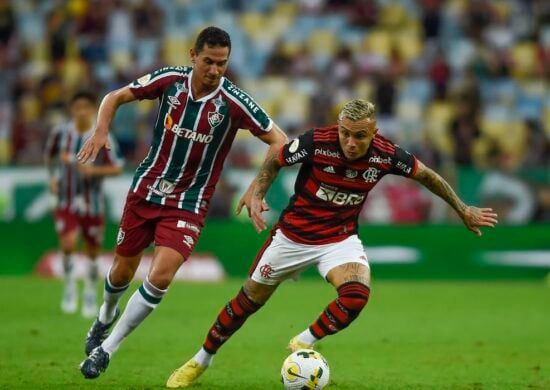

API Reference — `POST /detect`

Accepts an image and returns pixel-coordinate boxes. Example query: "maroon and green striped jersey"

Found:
[277,126,418,244]
[45,122,123,217]
[128,66,273,217]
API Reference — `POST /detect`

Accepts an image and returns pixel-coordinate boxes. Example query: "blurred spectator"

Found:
[449,100,481,167]
[264,39,292,76]
[479,143,536,224]
[521,119,550,168]
[0,0,15,47]
[429,48,451,98]
[0,0,548,224]
[421,0,442,42]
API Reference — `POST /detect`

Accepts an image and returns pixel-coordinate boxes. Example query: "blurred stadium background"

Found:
[0,0,549,388]
[0,0,548,277]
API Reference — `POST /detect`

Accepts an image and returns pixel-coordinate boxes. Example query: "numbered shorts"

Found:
[250,229,369,285]
[115,191,204,259]
[54,208,104,248]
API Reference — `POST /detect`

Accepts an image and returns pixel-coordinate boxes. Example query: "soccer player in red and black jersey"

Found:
[78,27,287,380]
[45,91,123,318]
[166,99,498,387]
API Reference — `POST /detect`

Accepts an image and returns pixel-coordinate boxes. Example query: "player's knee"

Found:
[109,262,135,286]
[147,270,176,290]
[243,279,276,305]
[338,282,370,312]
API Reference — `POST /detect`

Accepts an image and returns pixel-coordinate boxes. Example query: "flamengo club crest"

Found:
[208,95,226,128]
[363,167,379,183]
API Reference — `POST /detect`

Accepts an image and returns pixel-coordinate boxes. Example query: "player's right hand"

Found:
[77,132,111,163]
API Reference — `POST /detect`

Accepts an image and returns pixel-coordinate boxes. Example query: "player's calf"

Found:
[202,288,263,354]
[306,281,370,343]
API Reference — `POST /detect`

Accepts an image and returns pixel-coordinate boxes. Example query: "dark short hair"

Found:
[70,91,97,105]
[194,26,231,55]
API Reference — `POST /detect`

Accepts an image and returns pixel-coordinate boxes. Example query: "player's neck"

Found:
[190,79,218,100]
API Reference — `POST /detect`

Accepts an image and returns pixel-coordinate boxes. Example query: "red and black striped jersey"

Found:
[277,125,418,244]
[44,121,123,216]
[128,66,273,217]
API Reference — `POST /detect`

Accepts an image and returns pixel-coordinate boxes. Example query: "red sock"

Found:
[203,288,262,354]
[310,282,370,339]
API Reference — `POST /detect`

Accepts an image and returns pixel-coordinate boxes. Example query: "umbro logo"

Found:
[323,166,336,174]
[168,96,181,109]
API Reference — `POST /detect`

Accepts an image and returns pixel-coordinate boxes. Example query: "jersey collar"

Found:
[188,70,225,102]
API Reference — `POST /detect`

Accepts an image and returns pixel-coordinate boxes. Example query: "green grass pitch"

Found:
[0,276,548,389]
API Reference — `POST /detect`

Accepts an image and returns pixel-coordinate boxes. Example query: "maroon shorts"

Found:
[54,208,104,248]
[115,191,204,259]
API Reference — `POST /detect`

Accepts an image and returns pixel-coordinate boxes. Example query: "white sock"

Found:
[61,252,74,282]
[61,253,76,293]
[194,347,214,368]
[297,329,318,346]
[101,277,167,356]
[84,259,99,292]
[98,269,129,324]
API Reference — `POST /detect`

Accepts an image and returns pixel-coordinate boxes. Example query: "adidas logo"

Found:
[323,166,336,174]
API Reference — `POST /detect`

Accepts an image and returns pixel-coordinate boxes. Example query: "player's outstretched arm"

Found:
[77,86,136,164]
[412,160,498,236]
[237,125,287,232]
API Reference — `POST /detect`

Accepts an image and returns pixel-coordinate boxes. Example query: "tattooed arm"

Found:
[249,152,284,232]
[413,160,498,236]
[236,125,287,231]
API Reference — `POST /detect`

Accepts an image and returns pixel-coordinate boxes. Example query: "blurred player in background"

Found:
[77,26,287,379]
[44,91,123,318]
[167,99,498,388]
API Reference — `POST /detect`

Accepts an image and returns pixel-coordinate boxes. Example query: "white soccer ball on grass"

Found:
[281,349,330,389]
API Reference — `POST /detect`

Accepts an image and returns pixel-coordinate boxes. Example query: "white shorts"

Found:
[250,229,369,285]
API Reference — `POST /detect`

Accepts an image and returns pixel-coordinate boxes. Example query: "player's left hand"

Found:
[249,196,269,232]
[236,182,269,219]
[462,206,498,236]
[77,132,111,163]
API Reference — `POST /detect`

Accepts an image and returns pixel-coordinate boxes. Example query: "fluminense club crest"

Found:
[208,111,224,127]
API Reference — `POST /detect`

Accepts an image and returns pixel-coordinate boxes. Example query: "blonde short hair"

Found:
[338,99,376,121]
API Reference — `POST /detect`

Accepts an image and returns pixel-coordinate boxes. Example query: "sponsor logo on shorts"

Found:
[177,220,200,234]
[183,235,195,248]
[117,229,125,245]
[259,263,274,278]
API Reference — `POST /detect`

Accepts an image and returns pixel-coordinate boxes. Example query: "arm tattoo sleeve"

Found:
[253,152,281,199]
[414,164,467,217]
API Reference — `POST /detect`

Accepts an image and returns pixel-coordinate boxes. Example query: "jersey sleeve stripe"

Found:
[223,92,271,132]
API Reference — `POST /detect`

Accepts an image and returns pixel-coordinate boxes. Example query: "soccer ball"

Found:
[281,349,330,389]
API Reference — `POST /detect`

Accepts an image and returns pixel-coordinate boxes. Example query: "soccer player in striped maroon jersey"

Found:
[78,27,287,380]
[167,99,498,387]
[45,91,123,318]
